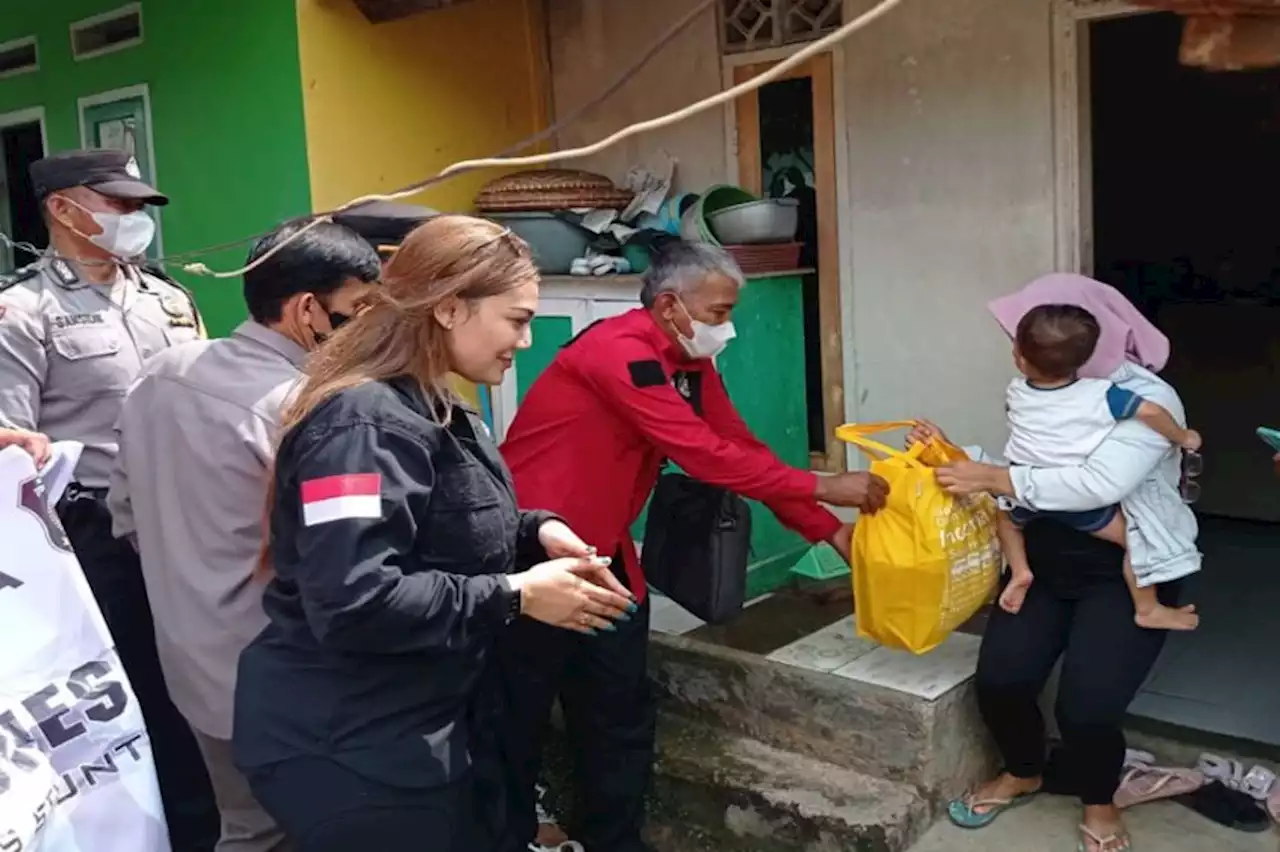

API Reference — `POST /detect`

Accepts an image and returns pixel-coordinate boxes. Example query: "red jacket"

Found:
[501,308,842,600]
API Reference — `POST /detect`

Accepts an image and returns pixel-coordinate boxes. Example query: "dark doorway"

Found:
[757,76,825,457]
[1,120,46,272]
[1091,10,1280,746]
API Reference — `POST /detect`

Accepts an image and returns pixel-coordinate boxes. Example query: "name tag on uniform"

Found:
[50,313,106,330]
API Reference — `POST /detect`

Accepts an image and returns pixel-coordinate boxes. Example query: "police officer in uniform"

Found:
[0,149,220,850]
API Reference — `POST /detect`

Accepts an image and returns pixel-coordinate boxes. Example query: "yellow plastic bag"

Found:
[835,421,1001,655]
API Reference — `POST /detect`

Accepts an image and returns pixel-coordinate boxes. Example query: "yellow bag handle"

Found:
[834,421,928,469]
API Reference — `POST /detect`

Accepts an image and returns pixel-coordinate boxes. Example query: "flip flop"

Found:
[1197,753,1278,801]
[1114,764,1206,809]
[946,790,1038,829]
[1239,765,1276,801]
[1176,780,1272,833]
[1124,749,1156,769]
[1078,823,1132,852]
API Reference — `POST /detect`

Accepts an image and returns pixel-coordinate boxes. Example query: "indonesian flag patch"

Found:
[301,473,382,527]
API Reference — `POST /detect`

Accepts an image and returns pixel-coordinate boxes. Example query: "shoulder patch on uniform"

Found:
[142,262,203,331]
[50,259,78,287]
[300,474,383,527]
[628,359,667,388]
[0,265,39,294]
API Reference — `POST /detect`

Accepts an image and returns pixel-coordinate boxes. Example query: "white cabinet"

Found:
[491,277,643,440]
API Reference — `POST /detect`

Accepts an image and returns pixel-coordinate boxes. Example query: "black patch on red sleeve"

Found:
[628,360,667,388]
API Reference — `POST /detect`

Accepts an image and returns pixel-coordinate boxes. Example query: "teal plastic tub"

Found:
[488,212,590,274]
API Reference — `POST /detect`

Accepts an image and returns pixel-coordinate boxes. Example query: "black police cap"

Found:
[333,201,438,254]
[29,149,168,206]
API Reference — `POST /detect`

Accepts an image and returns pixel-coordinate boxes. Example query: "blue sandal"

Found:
[947,790,1038,829]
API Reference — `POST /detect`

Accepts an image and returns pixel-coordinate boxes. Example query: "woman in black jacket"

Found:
[233,215,634,852]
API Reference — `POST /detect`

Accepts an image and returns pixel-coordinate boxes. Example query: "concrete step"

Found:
[647,630,997,806]
[543,713,932,852]
[645,715,932,852]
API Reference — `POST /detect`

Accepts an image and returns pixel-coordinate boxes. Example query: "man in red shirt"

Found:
[499,242,888,852]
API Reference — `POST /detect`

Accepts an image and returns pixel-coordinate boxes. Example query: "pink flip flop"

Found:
[1114,763,1206,809]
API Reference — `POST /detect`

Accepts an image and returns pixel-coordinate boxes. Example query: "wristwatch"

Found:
[502,578,523,625]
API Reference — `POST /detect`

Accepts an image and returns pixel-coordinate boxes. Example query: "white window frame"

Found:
[70,2,144,62]
[77,83,164,258]
[0,36,39,81]
[1052,0,1148,275]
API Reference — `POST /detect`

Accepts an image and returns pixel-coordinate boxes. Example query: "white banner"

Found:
[0,443,169,852]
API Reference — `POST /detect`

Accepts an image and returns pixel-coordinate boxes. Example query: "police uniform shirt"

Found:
[0,258,204,488]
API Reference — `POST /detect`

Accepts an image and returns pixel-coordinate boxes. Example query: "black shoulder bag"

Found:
[640,370,752,624]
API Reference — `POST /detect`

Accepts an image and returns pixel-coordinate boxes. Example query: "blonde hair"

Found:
[258,214,536,576]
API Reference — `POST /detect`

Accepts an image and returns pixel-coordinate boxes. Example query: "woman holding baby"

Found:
[917,274,1202,852]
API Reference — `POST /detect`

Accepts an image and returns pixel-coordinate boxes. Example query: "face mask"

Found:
[310,309,351,346]
[60,196,156,259]
[675,299,736,360]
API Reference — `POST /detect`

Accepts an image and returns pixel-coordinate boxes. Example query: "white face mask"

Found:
[61,195,156,259]
[676,300,737,360]
[87,210,157,259]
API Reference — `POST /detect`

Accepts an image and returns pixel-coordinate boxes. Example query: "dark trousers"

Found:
[59,491,220,851]
[245,757,470,851]
[499,594,656,852]
[974,520,1177,807]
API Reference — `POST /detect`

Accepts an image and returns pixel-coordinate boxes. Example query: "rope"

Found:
[186,0,904,279]
[156,0,721,270]
[14,0,906,280]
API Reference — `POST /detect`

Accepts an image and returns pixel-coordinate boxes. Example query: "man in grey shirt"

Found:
[108,220,381,851]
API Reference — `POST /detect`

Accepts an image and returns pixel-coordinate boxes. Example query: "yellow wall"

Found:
[296,0,550,214]
[296,0,551,408]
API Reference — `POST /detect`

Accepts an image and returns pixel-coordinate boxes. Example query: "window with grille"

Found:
[721,0,843,54]
[70,3,143,61]
[0,37,37,78]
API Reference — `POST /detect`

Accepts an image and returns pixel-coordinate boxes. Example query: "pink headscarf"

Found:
[987,273,1170,379]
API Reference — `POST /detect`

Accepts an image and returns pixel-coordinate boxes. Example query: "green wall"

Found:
[0,0,312,336]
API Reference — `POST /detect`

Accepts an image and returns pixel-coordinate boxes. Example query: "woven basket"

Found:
[475,169,635,212]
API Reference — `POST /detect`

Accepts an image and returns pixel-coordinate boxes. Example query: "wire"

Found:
[1,0,719,276]
[160,0,720,269]
[13,0,907,281]
[185,0,904,280]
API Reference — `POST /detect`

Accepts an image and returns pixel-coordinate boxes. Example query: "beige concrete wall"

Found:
[545,0,1059,456]
[545,0,727,192]
[840,0,1057,456]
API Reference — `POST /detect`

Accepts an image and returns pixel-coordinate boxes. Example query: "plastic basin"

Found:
[487,212,590,274]
[707,198,800,245]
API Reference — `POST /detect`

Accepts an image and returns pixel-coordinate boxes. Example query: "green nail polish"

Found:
[617,612,632,622]
[626,602,639,613]
[603,623,618,632]
[585,628,599,637]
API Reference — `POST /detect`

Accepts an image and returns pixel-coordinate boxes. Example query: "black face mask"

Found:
[312,311,351,346]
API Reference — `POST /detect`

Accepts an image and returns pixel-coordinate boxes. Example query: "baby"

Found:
[998,304,1200,631]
